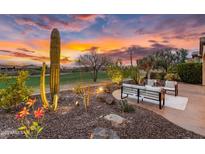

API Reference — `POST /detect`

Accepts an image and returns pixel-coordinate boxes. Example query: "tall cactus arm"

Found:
[53,94,58,111]
[40,62,49,109]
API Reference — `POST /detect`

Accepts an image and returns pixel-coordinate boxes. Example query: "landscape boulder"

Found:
[96,93,118,105]
[0,128,22,139]
[90,127,119,139]
[104,114,127,127]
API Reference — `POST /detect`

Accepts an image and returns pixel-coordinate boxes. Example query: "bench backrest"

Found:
[122,83,145,95]
[147,79,157,86]
[165,80,177,88]
[122,84,163,101]
[143,86,163,101]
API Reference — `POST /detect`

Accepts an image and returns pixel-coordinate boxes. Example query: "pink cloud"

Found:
[73,14,104,22]
[15,17,51,30]
[14,15,104,32]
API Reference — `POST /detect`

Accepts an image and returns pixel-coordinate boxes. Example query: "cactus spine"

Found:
[40,28,61,111]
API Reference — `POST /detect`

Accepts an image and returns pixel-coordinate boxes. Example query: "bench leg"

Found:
[137,89,139,103]
[163,97,165,106]
[159,93,162,109]
[121,94,128,99]
[121,86,123,99]
[121,86,128,99]
[175,89,178,96]
[159,100,162,109]
[175,84,178,96]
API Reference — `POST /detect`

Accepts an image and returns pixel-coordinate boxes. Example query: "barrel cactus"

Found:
[40,28,61,111]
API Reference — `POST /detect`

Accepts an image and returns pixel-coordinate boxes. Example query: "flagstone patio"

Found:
[113,83,205,136]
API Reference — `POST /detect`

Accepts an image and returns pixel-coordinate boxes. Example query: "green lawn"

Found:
[0,71,109,89]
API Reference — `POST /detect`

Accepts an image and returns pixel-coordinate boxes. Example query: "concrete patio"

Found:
[113,83,205,136]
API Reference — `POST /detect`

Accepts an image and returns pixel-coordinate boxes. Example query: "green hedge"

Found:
[177,63,202,84]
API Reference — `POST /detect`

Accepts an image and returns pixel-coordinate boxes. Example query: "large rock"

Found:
[96,93,117,105]
[0,128,22,139]
[90,127,119,139]
[104,114,127,127]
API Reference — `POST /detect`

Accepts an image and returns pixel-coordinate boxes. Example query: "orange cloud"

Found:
[63,35,167,53]
[64,38,129,52]
[0,54,14,60]
[63,32,200,55]
[60,57,72,64]
[28,39,49,53]
[0,30,200,66]
[0,41,32,50]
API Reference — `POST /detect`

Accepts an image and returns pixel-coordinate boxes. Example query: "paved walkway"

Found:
[29,72,71,77]
[32,81,110,95]
[113,83,205,136]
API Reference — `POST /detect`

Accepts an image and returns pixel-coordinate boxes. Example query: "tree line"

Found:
[77,47,188,82]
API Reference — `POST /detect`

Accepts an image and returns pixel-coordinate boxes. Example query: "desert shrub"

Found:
[167,65,178,74]
[0,73,9,82]
[106,64,123,84]
[164,73,180,81]
[73,84,84,95]
[122,67,131,78]
[177,62,202,84]
[0,71,33,111]
[73,84,91,112]
[119,99,135,113]
[130,67,145,84]
[150,71,166,80]
[83,87,90,112]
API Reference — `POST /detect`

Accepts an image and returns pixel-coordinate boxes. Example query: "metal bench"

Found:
[164,80,178,96]
[121,83,165,109]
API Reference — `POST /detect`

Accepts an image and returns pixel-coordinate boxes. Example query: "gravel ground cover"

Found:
[0,86,204,139]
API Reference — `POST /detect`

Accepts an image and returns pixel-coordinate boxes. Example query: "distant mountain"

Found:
[0,64,41,69]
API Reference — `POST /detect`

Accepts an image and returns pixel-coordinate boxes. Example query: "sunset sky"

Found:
[0,14,204,66]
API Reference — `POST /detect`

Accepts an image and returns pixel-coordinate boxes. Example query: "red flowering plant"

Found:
[16,98,45,139]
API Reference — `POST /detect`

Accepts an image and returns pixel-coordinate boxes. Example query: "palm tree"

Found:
[127,46,135,67]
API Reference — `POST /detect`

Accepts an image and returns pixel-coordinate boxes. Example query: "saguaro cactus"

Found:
[40,28,61,111]
[50,28,61,100]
